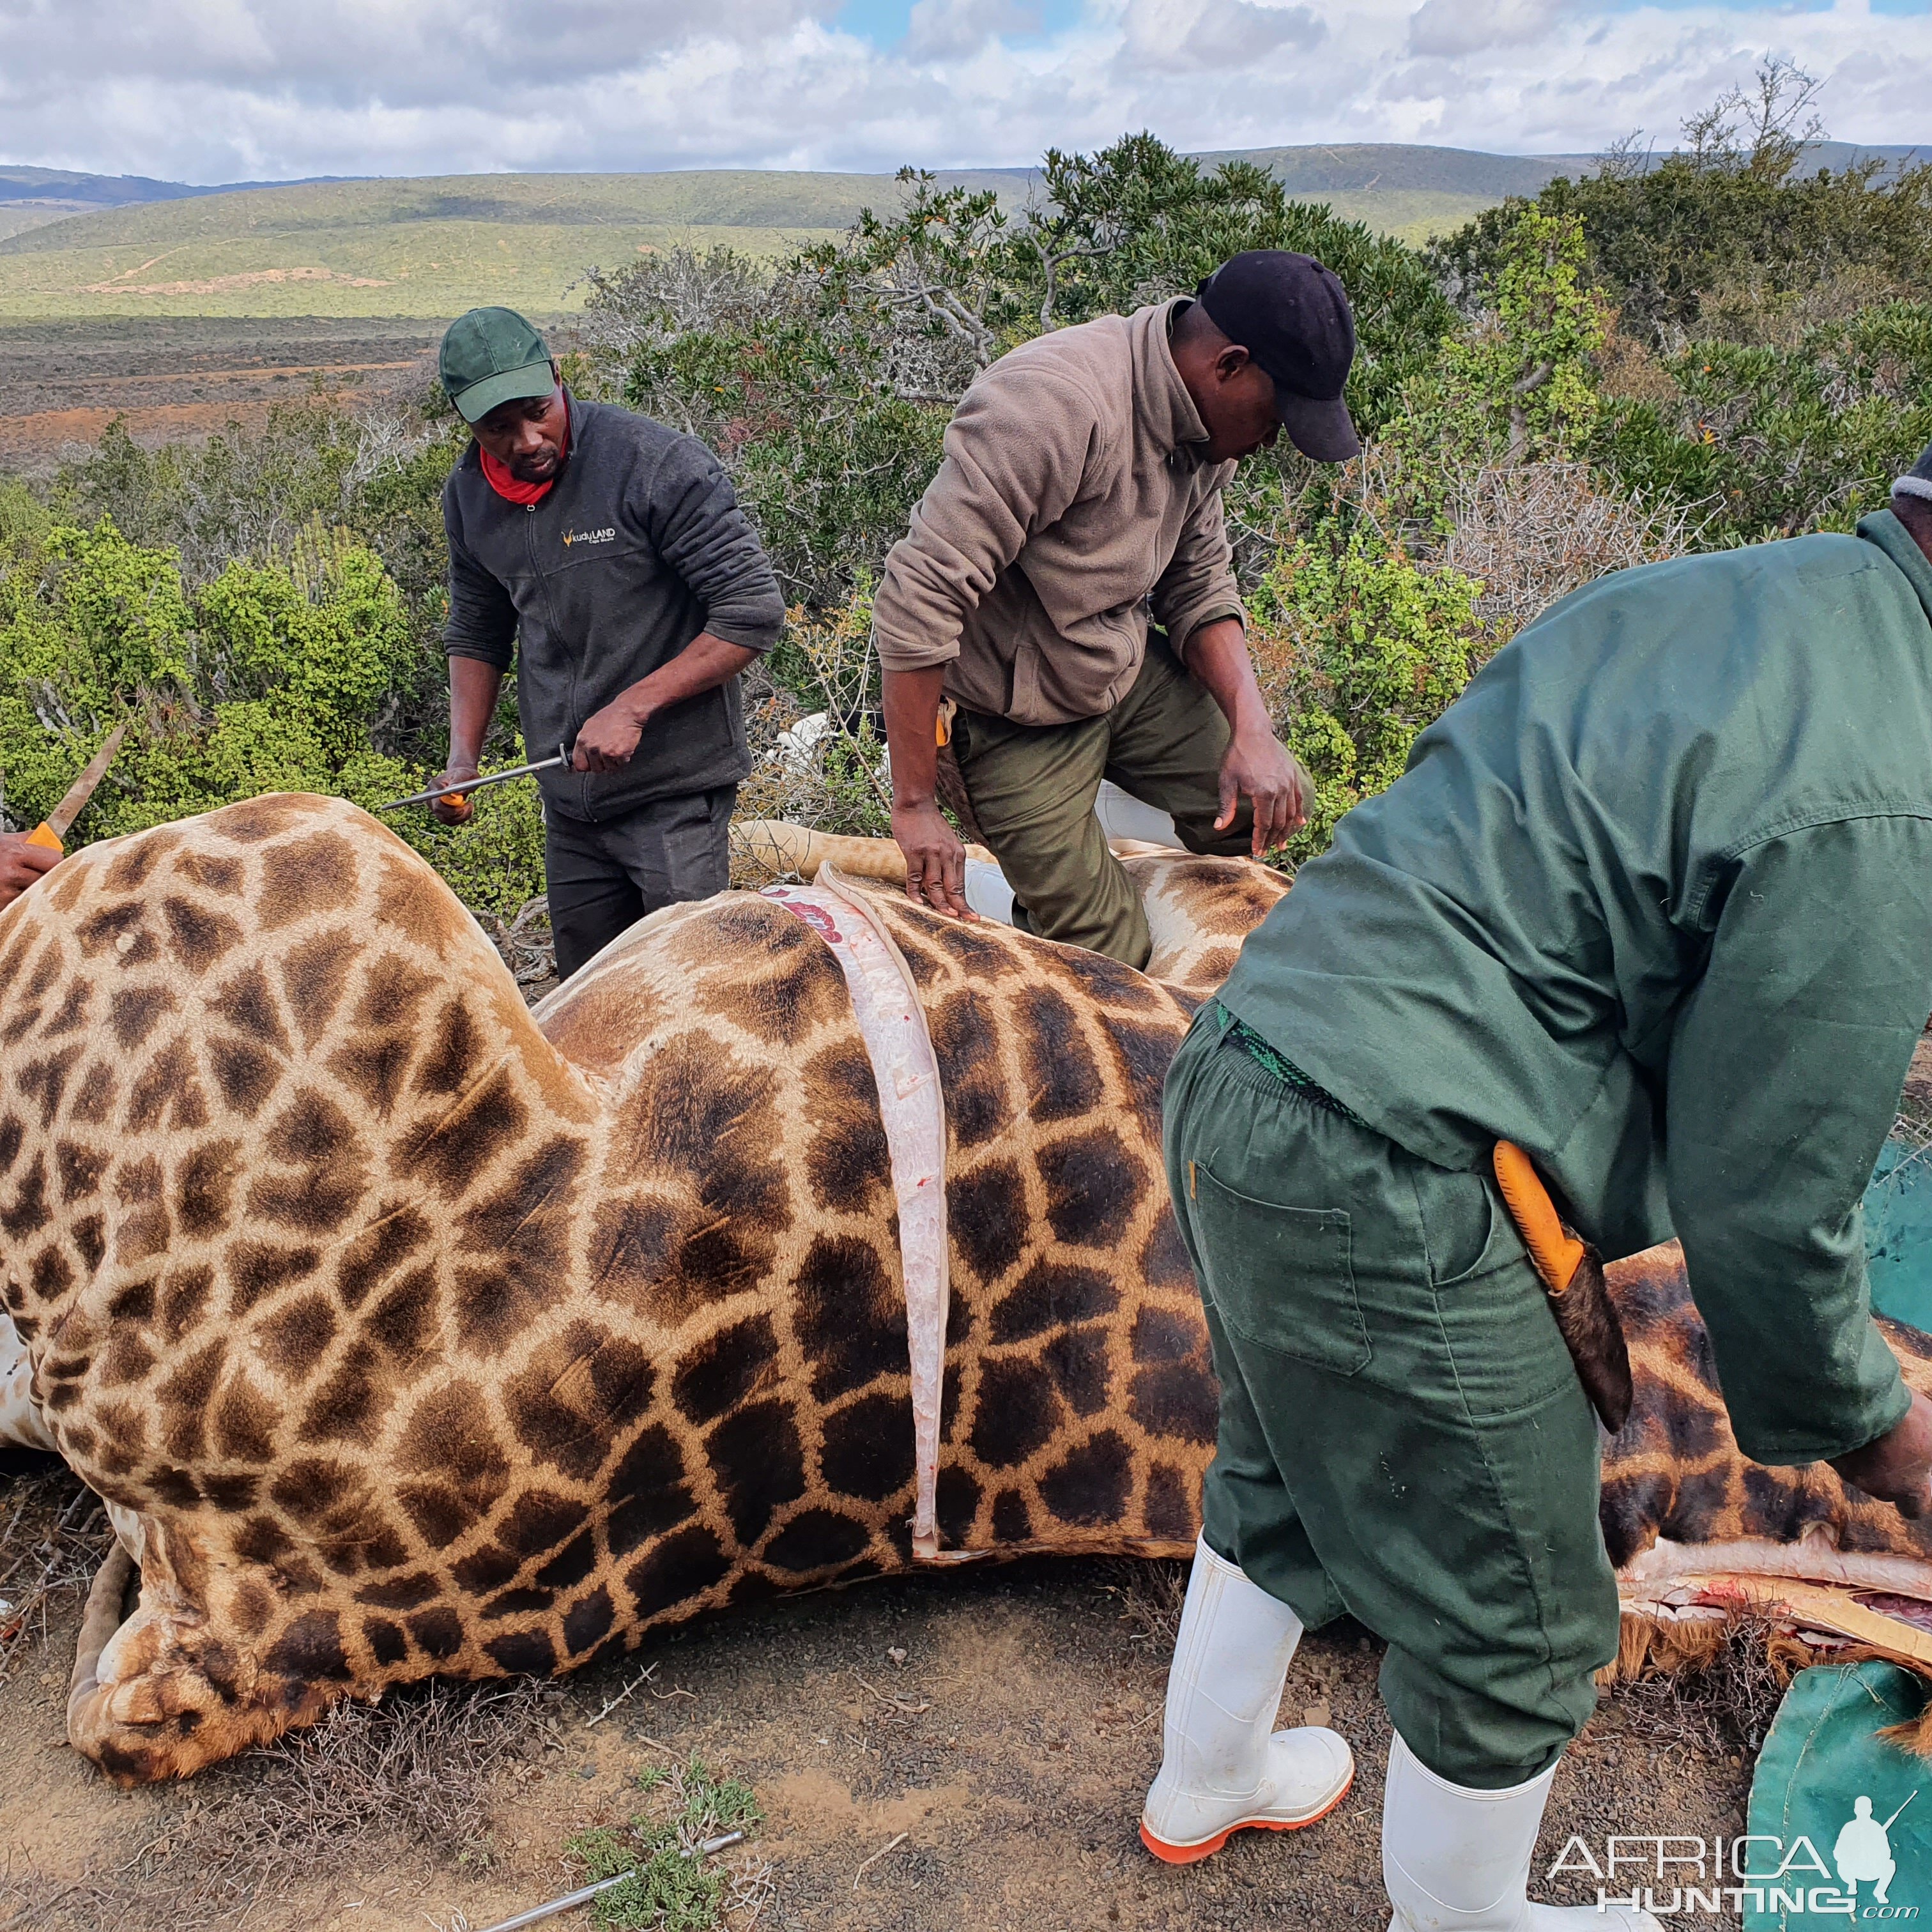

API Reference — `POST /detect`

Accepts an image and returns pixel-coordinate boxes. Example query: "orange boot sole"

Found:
[1138,1769,1354,1866]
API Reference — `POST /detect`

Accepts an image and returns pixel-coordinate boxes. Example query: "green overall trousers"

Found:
[1163,1004,1621,1788]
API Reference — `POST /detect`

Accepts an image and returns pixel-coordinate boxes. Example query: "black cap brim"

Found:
[1276,387,1360,463]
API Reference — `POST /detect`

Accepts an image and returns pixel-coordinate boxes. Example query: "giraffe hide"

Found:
[6,795,1932,1782]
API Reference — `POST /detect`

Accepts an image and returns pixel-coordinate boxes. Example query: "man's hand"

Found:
[893,799,974,921]
[433,763,479,826]
[1830,1391,1932,1519]
[1216,728,1309,857]
[0,832,61,910]
[573,696,649,774]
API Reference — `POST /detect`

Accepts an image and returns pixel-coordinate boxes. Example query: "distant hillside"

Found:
[0,141,1920,319]
[1204,139,1926,245]
[0,169,1027,319]
[0,164,352,242]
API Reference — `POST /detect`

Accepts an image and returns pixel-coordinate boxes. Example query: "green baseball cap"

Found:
[440,307,556,425]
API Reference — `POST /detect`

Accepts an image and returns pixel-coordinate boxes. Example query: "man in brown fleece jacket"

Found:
[875,250,1360,967]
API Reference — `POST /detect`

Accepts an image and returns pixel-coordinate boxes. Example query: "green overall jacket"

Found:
[1218,510,1932,1465]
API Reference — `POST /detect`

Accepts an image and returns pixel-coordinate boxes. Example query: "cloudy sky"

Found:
[0,0,1925,183]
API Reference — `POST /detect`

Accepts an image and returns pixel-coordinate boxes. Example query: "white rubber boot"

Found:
[1383,1733,1662,1930]
[1139,1535,1354,1863]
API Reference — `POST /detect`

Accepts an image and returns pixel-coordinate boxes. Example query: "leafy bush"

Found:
[0,514,544,915]
[1433,62,1932,351]
[1250,515,1489,861]
[1392,207,1607,475]
[1594,302,1932,541]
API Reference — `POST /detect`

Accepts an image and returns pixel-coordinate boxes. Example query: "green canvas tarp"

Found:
[1744,1659,1930,1929]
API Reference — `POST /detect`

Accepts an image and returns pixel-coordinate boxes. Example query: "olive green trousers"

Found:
[951,635,1252,969]
[1163,1004,1621,1788]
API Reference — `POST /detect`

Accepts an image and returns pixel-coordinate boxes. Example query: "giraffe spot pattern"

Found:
[4,797,1340,1786]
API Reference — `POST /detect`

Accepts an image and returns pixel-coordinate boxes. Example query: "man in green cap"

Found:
[1139,456,1932,1929]
[436,305,785,979]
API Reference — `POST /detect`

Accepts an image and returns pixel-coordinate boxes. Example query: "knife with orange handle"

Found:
[25,724,126,854]
[1492,1139,1634,1434]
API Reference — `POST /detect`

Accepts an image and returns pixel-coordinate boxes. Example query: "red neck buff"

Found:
[480,409,569,505]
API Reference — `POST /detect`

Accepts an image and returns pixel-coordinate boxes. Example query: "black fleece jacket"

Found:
[443,395,785,823]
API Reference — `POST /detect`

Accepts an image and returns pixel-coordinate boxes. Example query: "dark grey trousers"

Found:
[544,785,736,981]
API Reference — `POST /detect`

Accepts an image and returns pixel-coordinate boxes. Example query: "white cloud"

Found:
[1407,0,1561,61]
[907,0,1041,61]
[0,0,1925,183]
[1118,0,1326,71]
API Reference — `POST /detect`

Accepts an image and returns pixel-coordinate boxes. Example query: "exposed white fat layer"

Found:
[103,1499,145,1565]
[0,1306,55,1452]
[1621,1533,1932,1602]
[764,879,956,1560]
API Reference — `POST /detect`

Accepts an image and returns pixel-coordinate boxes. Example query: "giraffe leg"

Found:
[65,1537,335,1784]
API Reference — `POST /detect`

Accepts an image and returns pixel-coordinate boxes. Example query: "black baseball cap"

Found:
[1195,251,1360,462]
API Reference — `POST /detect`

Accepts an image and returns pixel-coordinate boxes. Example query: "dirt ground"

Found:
[0,1453,1752,1932]
[0,317,447,471]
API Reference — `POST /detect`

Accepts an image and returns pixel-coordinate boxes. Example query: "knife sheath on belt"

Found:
[1492,1140,1634,1435]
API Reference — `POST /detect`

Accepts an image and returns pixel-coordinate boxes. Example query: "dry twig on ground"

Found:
[22,1676,565,1932]
[0,1460,112,1685]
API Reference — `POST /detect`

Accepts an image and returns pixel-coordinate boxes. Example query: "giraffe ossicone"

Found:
[4,793,1932,1786]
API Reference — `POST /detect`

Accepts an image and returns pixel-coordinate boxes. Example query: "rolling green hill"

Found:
[1,141,1918,320]
[0,170,1029,319]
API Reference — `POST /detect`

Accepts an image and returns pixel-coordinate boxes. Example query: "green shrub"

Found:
[1594,302,1932,542]
[1432,63,1932,350]
[1250,518,1489,861]
[1392,208,1606,476]
[0,515,544,916]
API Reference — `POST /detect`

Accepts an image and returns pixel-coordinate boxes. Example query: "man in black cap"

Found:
[871,250,1358,967]
[435,305,785,980]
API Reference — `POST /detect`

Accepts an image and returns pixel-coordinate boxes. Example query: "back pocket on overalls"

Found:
[1192,1162,1371,1376]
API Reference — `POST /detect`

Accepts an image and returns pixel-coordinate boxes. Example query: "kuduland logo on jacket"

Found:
[562,526,617,548]
[1548,1798,1922,1919]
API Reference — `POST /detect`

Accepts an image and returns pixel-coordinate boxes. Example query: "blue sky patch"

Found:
[836,0,1086,48]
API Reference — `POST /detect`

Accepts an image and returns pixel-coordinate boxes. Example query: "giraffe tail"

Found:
[66,1542,136,1745]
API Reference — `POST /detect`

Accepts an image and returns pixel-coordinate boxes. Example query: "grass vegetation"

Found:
[566,1756,767,1931]
[0,78,1924,930]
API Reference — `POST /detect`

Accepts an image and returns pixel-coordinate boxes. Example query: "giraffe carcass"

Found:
[0,795,1257,1781]
[0,793,1929,1786]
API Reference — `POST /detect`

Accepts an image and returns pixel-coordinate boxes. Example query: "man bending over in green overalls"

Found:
[1139,446,1932,1932]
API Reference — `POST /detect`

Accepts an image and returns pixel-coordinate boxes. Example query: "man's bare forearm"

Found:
[447,657,506,772]
[882,665,971,919]
[882,665,948,806]
[619,631,758,723]
[573,632,759,773]
[1181,615,1307,853]
[1180,617,1271,734]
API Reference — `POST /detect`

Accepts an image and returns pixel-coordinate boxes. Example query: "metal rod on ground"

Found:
[379,744,571,814]
[468,1832,746,1932]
